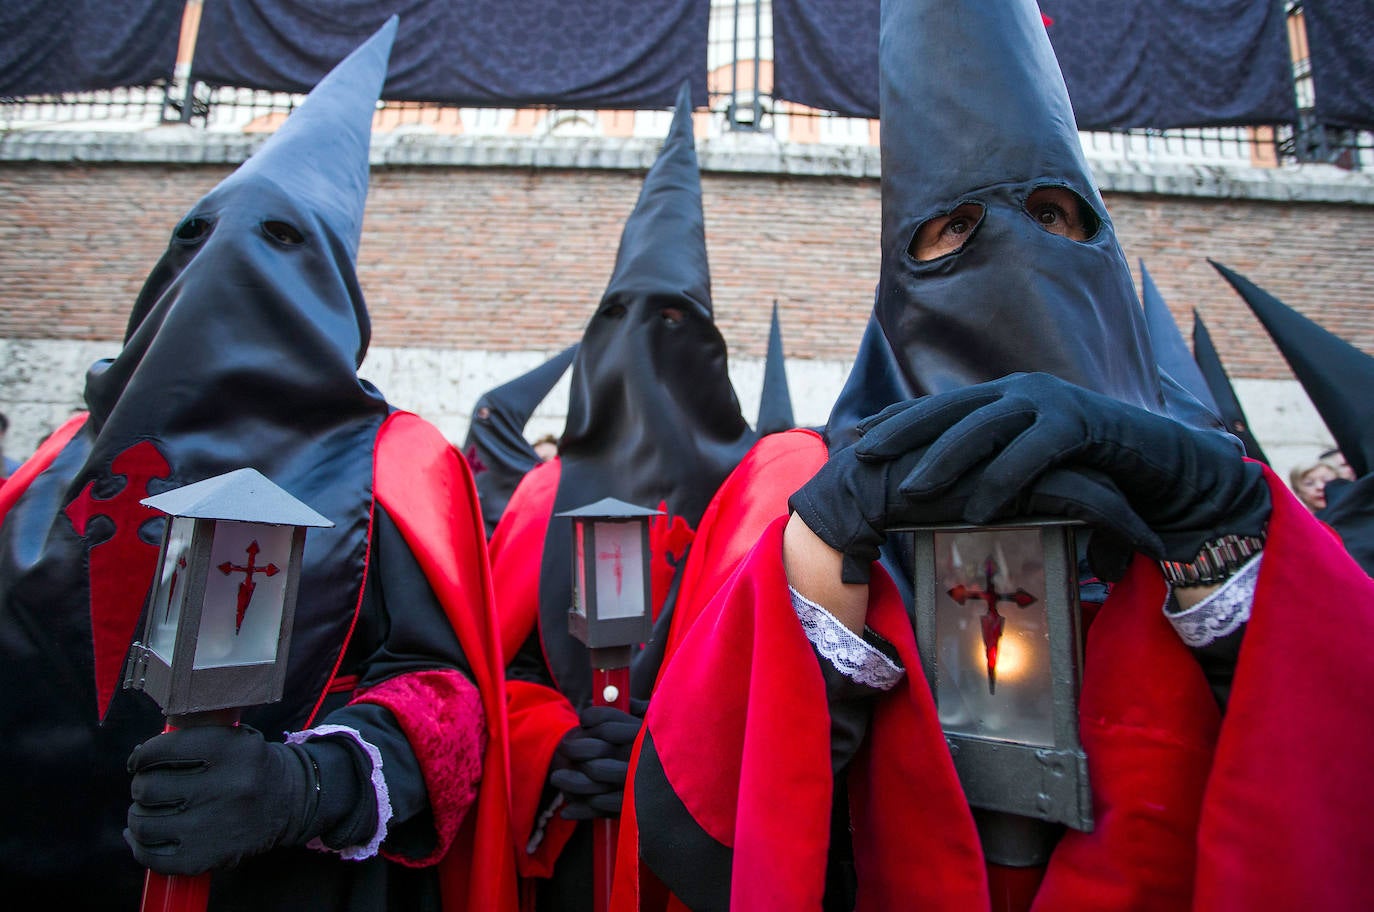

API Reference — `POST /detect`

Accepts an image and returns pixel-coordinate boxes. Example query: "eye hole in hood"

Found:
[1024,186,1099,242]
[262,219,306,247]
[173,216,212,245]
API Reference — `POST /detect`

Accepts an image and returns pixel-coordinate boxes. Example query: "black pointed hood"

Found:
[1140,261,1221,416]
[463,344,577,537]
[756,300,796,436]
[874,0,1164,412]
[1212,259,1374,478]
[1192,309,1270,464]
[540,82,757,708]
[824,303,914,450]
[1,18,396,729]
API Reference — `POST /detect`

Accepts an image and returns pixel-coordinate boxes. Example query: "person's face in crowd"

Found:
[534,440,558,462]
[1295,462,1339,511]
[1323,450,1357,481]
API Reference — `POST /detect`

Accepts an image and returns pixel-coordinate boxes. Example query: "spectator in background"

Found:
[1321,446,1358,482]
[531,433,559,462]
[0,411,20,479]
[1291,456,1341,512]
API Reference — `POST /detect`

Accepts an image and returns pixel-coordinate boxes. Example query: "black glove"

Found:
[126,724,370,875]
[788,400,977,583]
[549,703,644,821]
[853,373,1270,571]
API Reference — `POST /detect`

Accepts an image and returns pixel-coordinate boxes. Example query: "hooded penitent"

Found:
[756,300,796,436]
[1212,260,1374,479]
[539,82,757,708]
[1192,307,1271,464]
[0,19,395,901]
[463,344,577,537]
[874,0,1166,414]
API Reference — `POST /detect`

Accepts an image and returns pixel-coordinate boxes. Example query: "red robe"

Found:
[490,433,827,895]
[615,428,1374,910]
[0,411,519,912]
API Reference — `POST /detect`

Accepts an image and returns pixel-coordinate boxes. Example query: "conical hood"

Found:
[1212,259,1374,478]
[756,300,796,435]
[1,20,397,730]
[212,16,394,263]
[601,81,711,316]
[541,83,756,708]
[1140,260,1220,416]
[462,344,577,536]
[1192,309,1270,464]
[874,0,1164,413]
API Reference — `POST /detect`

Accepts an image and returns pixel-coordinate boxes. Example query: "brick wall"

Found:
[3,160,1371,378]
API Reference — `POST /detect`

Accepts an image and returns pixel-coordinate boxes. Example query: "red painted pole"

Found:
[986,862,1046,912]
[139,710,240,912]
[591,661,630,912]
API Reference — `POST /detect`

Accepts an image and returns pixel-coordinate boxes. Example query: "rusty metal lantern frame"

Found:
[557,497,661,651]
[123,468,332,718]
[901,518,1094,832]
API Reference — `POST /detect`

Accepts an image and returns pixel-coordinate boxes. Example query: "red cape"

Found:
[618,431,1374,910]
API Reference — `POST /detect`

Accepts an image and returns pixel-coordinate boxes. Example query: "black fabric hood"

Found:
[1191,308,1270,465]
[540,82,756,707]
[874,0,1164,413]
[757,300,796,436]
[463,344,576,537]
[0,18,397,729]
[1140,260,1221,417]
[1212,259,1374,478]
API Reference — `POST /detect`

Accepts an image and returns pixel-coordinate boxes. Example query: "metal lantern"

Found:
[123,468,332,718]
[557,497,660,652]
[905,519,1093,832]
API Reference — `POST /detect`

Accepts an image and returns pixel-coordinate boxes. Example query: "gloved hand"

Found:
[788,401,977,584]
[853,372,1270,574]
[549,703,644,820]
[126,724,363,875]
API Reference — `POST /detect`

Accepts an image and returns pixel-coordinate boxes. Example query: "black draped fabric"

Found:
[1304,0,1374,133]
[0,0,181,96]
[191,0,707,109]
[772,0,1296,129]
[772,0,879,118]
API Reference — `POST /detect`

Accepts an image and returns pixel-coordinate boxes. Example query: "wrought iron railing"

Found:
[2,0,1369,173]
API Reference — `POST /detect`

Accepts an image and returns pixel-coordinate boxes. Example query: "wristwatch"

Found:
[1159,533,1265,588]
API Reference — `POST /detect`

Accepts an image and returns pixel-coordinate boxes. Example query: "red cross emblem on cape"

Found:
[64,441,172,719]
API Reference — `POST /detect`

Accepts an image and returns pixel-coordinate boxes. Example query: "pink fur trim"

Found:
[352,668,486,867]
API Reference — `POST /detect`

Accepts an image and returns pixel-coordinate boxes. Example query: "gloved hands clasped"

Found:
[549,703,644,820]
[790,372,1270,583]
[125,723,374,876]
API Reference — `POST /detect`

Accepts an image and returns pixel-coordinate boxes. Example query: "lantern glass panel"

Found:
[591,520,646,620]
[933,529,1055,747]
[147,516,197,663]
[572,521,588,618]
[194,521,292,669]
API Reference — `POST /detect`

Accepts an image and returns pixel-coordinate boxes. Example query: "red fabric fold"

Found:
[374,412,519,912]
[506,678,581,877]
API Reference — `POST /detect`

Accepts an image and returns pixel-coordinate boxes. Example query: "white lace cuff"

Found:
[790,586,904,691]
[287,724,392,861]
[1163,552,1263,648]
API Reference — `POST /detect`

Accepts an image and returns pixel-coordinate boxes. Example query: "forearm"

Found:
[783,512,870,634]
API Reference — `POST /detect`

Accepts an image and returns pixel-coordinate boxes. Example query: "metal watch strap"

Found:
[1159,533,1265,588]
